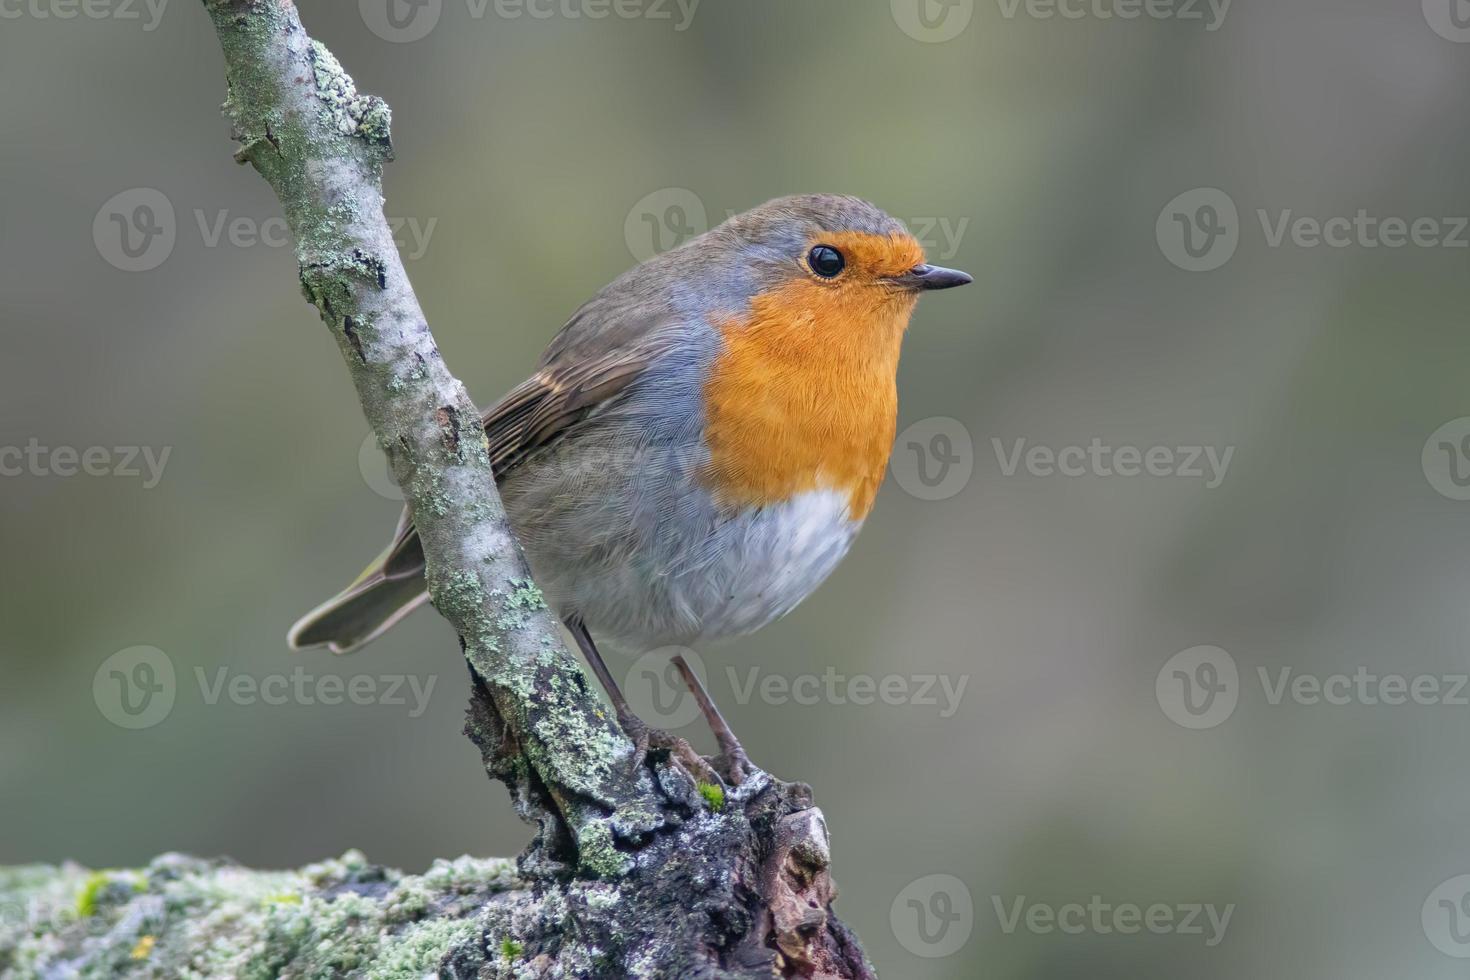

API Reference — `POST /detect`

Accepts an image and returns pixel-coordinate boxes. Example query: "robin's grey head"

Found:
[676,195,972,309]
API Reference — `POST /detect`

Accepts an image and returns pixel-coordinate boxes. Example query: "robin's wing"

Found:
[378,301,683,576]
[493,273,686,471]
[480,344,654,473]
[289,258,695,652]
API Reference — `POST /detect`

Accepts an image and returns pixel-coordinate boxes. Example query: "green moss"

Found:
[75,870,143,918]
[75,871,107,918]
[698,782,726,811]
[499,937,524,962]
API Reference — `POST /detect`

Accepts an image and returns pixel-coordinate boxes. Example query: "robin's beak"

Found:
[894,263,974,292]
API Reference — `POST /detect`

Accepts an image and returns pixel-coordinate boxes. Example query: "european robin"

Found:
[290,194,971,781]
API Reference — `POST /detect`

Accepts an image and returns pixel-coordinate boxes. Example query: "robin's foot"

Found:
[714,742,754,788]
[620,714,720,789]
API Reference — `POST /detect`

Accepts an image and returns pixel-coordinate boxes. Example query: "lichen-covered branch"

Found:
[1,810,873,978]
[198,0,667,874]
[1,853,510,979]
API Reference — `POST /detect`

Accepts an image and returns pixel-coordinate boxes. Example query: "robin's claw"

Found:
[715,745,754,788]
[625,727,651,777]
[619,714,720,788]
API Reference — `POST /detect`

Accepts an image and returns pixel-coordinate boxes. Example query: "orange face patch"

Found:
[700,231,926,520]
[818,230,927,281]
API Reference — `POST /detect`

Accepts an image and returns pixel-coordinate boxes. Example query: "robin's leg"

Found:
[671,654,753,786]
[565,618,717,786]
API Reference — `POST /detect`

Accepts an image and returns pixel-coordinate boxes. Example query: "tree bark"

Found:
[11,2,879,976]
[0,829,872,978]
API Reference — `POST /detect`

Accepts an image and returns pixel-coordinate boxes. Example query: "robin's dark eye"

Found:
[808,245,845,279]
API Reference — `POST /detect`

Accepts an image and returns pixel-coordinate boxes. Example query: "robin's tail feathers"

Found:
[288,556,430,655]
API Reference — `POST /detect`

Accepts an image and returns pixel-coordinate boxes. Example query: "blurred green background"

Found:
[5,0,1470,976]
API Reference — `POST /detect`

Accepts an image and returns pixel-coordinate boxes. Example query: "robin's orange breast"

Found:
[700,243,922,521]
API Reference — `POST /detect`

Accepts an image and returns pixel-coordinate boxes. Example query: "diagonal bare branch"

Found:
[198,0,668,875]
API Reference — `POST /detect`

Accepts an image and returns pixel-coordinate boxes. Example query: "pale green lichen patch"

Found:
[407,468,452,518]
[430,569,494,639]
[506,580,547,612]
[0,852,520,979]
[492,579,551,632]
[308,40,393,143]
